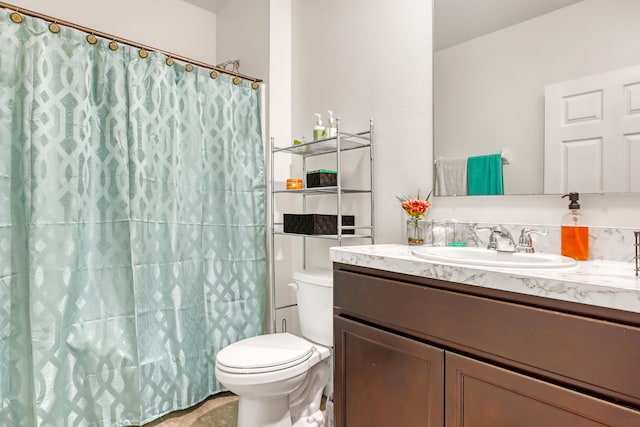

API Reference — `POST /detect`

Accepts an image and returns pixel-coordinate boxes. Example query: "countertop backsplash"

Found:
[445,222,638,263]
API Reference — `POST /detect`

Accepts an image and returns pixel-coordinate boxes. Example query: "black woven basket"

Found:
[306,171,337,188]
[283,214,355,235]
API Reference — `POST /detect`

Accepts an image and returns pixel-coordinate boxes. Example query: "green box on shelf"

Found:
[306,169,337,188]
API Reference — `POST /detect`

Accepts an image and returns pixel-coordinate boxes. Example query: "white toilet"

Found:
[215,269,333,427]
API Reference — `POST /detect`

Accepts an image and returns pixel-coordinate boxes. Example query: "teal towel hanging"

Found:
[467,154,504,195]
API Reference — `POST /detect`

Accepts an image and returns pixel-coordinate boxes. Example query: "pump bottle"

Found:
[561,192,589,260]
[313,113,325,140]
[325,110,337,137]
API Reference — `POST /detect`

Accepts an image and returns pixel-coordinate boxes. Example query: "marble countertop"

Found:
[330,244,640,315]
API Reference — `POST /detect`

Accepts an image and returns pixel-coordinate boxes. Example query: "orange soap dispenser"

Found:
[561,192,589,260]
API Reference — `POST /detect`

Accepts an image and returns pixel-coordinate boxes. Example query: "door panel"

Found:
[545,63,640,193]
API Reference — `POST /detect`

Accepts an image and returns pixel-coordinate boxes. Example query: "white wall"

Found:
[253,0,432,333]
[266,1,300,334]
[430,193,640,229]
[291,0,433,246]
[267,0,293,184]
[435,0,640,195]
[216,0,269,80]
[11,0,218,64]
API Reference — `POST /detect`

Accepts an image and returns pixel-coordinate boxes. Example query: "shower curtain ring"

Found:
[49,20,60,33]
[10,8,23,23]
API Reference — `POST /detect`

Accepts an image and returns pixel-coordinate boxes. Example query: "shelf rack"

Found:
[269,119,374,332]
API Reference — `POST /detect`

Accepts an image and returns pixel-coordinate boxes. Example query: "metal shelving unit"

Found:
[269,119,374,331]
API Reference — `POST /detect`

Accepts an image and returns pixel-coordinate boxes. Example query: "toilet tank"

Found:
[291,269,333,347]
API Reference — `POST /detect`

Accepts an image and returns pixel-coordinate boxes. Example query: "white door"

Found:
[544,64,640,194]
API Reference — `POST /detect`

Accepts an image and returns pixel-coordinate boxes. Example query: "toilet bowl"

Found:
[215,269,333,427]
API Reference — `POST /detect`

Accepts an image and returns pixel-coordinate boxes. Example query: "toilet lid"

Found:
[292,269,333,287]
[216,333,314,374]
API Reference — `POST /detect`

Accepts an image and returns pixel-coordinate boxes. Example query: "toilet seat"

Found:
[216,333,315,374]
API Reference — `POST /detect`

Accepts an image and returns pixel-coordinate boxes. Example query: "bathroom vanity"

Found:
[331,244,640,426]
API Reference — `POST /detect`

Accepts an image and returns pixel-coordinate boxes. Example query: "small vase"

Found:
[406,218,426,245]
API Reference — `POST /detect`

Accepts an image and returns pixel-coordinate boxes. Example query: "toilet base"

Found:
[236,397,325,427]
[237,396,292,427]
[233,360,329,427]
[292,409,324,427]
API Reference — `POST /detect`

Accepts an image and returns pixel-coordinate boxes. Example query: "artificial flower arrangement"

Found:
[397,190,432,245]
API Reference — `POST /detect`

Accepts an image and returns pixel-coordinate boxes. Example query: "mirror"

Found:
[433,0,640,196]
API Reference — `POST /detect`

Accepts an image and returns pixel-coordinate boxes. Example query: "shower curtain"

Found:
[0,10,266,427]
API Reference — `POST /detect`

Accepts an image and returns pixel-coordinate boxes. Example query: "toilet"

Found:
[215,269,333,427]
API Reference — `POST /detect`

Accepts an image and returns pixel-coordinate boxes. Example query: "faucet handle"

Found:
[478,225,509,234]
[476,225,499,249]
[477,225,514,251]
[517,227,548,253]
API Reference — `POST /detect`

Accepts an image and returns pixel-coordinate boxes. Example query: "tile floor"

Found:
[140,393,328,427]
[143,392,238,427]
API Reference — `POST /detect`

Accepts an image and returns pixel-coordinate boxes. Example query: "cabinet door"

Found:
[446,352,640,427]
[334,316,444,427]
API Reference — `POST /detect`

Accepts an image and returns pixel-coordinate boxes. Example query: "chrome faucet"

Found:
[477,225,516,252]
[517,228,548,253]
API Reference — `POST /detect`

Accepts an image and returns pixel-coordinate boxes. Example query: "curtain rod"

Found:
[0,1,263,84]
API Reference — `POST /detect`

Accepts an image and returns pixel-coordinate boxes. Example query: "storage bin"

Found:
[283,214,355,235]
[306,169,337,188]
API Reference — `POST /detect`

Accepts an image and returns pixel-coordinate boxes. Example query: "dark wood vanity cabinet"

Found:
[446,352,640,426]
[333,264,640,427]
[334,316,444,426]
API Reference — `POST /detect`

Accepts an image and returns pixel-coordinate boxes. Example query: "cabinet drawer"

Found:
[334,269,640,407]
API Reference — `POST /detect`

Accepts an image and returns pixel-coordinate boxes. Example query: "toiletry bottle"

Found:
[561,192,589,260]
[313,113,325,140]
[325,110,337,137]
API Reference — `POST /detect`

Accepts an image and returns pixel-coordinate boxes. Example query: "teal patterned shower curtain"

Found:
[0,10,266,427]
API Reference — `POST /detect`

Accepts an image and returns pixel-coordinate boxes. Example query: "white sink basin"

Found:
[411,246,577,269]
